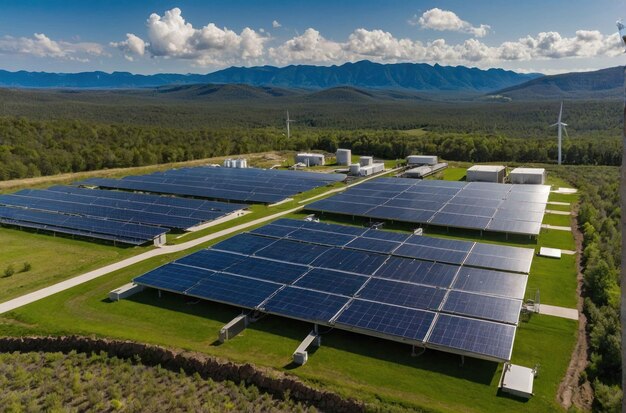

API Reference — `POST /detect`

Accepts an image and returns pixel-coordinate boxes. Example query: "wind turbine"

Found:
[285,111,296,138]
[550,102,568,165]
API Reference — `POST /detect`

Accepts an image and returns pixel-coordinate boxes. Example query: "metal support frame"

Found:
[219,314,249,343]
[292,325,322,366]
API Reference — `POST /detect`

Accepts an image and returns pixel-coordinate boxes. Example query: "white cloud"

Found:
[117,7,268,66]
[272,20,281,29]
[110,33,146,61]
[0,33,104,61]
[269,28,344,64]
[411,8,490,38]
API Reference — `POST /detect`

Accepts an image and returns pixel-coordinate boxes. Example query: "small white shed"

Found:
[509,167,546,185]
[466,165,506,183]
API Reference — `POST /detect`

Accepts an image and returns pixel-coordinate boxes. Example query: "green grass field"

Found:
[542,213,572,227]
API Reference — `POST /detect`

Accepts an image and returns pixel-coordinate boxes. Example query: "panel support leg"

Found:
[219,314,249,343]
[293,327,321,366]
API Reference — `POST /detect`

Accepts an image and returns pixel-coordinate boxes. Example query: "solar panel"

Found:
[212,233,277,255]
[134,264,212,292]
[305,177,549,236]
[362,229,411,242]
[452,267,528,300]
[187,272,282,309]
[313,248,387,275]
[345,237,400,254]
[293,268,368,296]
[442,290,522,324]
[336,299,436,342]
[176,250,245,272]
[254,239,330,265]
[226,257,309,284]
[394,244,468,265]
[358,278,447,311]
[427,314,516,361]
[262,287,350,323]
[374,257,458,288]
[250,224,297,238]
[286,228,356,247]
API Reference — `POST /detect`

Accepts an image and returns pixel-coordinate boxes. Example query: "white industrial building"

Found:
[336,149,352,166]
[223,158,248,168]
[509,167,546,185]
[466,165,506,183]
[296,153,325,166]
[407,155,438,166]
[349,156,384,176]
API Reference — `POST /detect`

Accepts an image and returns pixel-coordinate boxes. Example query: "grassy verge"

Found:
[542,213,572,227]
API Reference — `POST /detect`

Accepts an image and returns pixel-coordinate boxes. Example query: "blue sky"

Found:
[0,0,623,74]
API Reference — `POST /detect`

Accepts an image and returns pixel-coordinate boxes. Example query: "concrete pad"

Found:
[541,224,571,231]
[547,201,570,206]
[539,304,578,320]
[545,210,571,216]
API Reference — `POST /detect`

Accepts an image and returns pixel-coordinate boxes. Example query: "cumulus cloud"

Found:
[410,8,490,38]
[270,27,622,67]
[272,20,281,29]
[115,7,267,66]
[0,33,104,61]
[269,28,344,64]
[110,33,146,61]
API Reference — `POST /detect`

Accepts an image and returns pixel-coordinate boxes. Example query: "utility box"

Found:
[336,149,352,166]
[108,283,144,301]
[467,165,506,183]
[509,167,546,184]
[359,156,374,167]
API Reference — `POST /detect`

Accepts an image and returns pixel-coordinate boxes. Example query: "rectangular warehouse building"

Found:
[467,165,506,183]
[407,155,438,166]
[509,168,546,185]
[296,153,325,166]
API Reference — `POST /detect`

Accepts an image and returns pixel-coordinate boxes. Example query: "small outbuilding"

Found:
[466,165,506,183]
[296,153,325,166]
[407,155,438,166]
[336,149,352,166]
[499,363,536,399]
[509,167,546,185]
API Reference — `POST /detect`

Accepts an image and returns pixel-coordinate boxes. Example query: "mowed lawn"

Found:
[0,227,148,303]
[0,246,577,412]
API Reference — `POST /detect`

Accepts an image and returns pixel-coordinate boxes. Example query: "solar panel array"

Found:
[134,219,532,361]
[305,178,550,235]
[0,184,247,245]
[77,167,346,204]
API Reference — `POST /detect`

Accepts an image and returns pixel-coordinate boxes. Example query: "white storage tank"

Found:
[466,165,506,183]
[223,159,232,168]
[349,163,361,175]
[509,167,546,184]
[336,149,352,166]
[407,155,438,166]
[359,156,374,167]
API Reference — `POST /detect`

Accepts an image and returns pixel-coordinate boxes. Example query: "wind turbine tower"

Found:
[285,111,295,138]
[551,102,568,165]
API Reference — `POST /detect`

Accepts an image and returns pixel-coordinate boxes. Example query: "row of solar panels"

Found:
[248,219,535,274]
[306,178,550,235]
[0,185,249,245]
[78,167,347,204]
[135,221,528,361]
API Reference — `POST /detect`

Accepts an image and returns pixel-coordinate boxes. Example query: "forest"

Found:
[559,166,622,412]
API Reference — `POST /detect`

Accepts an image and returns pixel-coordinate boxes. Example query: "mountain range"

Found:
[0,60,540,92]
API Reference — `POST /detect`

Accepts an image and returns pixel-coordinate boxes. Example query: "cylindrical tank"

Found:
[349,163,361,175]
[336,149,351,166]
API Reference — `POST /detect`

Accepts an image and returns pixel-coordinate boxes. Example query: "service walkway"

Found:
[538,304,578,320]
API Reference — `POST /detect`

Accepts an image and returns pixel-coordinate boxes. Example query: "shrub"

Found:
[21,262,32,272]
[3,265,15,277]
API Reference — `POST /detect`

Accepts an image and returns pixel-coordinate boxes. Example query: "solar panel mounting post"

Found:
[293,325,321,366]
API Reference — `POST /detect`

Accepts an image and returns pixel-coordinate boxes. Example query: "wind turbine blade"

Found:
[563,126,569,139]
[550,123,559,127]
[558,101,563,123]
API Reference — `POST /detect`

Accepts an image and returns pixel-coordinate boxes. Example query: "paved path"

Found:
[545,210,571,216]
[541,224,572,232]
[538,304,578,320]
[561,249,577,255]
[548,201,570,206]
[0,206,304,315]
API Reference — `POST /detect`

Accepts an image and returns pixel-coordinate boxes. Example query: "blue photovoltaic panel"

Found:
[187,272,282,309]
[442,290,522,324]
[427,314,516,361]
[226,257,309,284]
[404,235,473,253]
[212,233,277,255]
[365,205,435,223]
[487,219,542,236]
[429,212,491,231]
[345,237,400,254]
[440,204,496,218]
[133,264,212,292]
[250,224,296,238]
[176,250,245,272]
[254,239,330,265]
[297,220,368,236]
[464,252,531,274]
[293,268,368,296]
[358,278,447,311]
[448,196,502,208]
[452,267,528,300]
[394,244,468,265]
[306,199,375,215]
[286,228,356,247]
[362,229,410,243]
[262,287,350,322]
[336,299,436,342]
[374,257,457,288]
[313,248,387,275]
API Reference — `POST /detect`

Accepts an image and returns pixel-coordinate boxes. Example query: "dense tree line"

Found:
[560,166,622,412]
[0,116,621,181]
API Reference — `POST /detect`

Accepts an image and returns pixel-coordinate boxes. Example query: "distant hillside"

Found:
[0,60,541,92]
[490,66,623,100]
[153,83,300,100]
